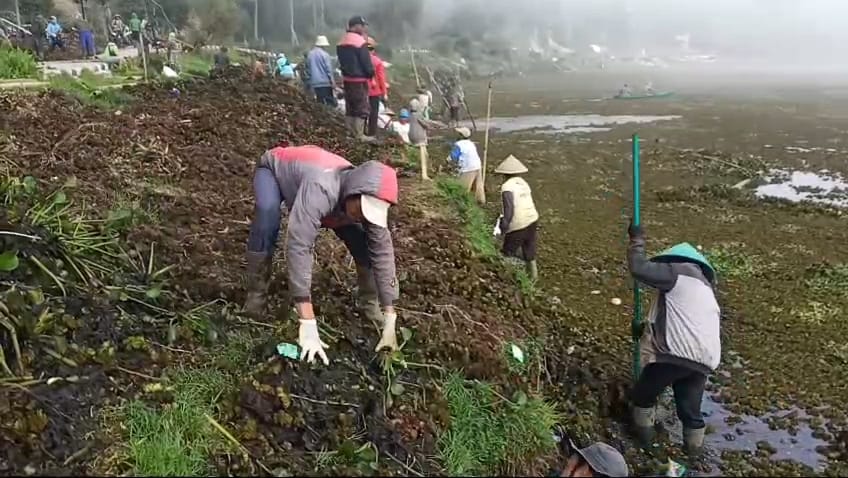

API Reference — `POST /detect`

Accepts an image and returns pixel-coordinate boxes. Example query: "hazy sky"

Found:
[409,0,847,62]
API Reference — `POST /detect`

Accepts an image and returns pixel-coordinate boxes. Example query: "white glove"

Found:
[375,312,398,352]
[298,319,329,365]
[493,216,503,237]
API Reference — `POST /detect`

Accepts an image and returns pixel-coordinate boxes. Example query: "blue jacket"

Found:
[306,47,334,88]
[277,56,295,79]
[47,21,62,38]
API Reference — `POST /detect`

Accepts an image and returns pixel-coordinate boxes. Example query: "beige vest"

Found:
[500,177,539,232]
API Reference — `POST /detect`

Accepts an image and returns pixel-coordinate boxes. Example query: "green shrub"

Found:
[0,46,38,79]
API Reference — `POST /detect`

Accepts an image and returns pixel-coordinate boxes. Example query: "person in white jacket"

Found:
[493,155,539,280]
[448,127,485,204]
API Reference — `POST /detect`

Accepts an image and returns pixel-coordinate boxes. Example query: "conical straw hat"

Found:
[494,155,528,174]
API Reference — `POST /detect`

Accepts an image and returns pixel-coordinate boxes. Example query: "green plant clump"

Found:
[806,263,848,297]
[438,373,560,476]
[0,46,38,79]
[125,367,233,476]
[705,242,758,280]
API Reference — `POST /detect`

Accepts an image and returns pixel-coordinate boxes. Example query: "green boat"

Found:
[613,91,675,100]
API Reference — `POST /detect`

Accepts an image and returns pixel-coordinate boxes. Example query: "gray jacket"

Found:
[307,47,334,89]
[628,237,721,374]
[408,111,428,146]
[258,146,399,306]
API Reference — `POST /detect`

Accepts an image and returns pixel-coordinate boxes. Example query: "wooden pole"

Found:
[481,81,493,183]
[139,24,149,82]
[408,44,420,88]
[254,0,259,41]
[459,82,477,131]
[15,0,21,27]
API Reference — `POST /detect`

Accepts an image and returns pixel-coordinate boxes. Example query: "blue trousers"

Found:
[246,167,370,266]
[80,30,95,57]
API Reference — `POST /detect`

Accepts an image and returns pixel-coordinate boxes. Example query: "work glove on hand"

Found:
[493,215,503,237]
[298,319,329,365]
[375,311,398,352]
[627,220,644,239]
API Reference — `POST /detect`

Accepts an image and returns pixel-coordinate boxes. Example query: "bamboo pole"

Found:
[408,44,420,88]
[481,81,493,183]
[139,27,149,82]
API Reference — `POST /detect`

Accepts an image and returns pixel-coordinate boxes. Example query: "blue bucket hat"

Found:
[399,108,410,119]
[652,242,716,283]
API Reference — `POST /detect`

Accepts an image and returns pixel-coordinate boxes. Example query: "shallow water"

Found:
[754,169,848,207]
[461,114,681,134]
[702,397,828,471]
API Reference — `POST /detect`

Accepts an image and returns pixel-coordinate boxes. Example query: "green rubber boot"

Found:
[526,259,538,282]
[632,406,657,447]
[244,251,272,317]
[355,265,382,330]
[683,427,705,457]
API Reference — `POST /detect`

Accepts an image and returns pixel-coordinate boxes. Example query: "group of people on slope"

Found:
[241,142,720,470]
[240,15,721,472]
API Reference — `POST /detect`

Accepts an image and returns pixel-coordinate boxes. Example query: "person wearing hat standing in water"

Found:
[243,146,401,365]
[337,16,375,138]
[308,35,336,107]
[493,155,539,280]
[550,439,629,477]
[449,127,485,204]
[366,37,389,137]
[627,223,721,457]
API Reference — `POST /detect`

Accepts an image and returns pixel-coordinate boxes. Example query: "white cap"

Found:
[361,195,391,228]
[455,126,472,138]
[315,35,330,47]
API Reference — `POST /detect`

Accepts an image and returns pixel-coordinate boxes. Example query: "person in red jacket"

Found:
[366,37,389,137]
[336,16,375,138]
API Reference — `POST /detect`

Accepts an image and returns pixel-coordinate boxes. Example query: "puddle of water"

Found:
[656,393,828,472]
[461,114,681,134]
[754,169,848,207]
[538,126,612,135]
[701,397,828,472]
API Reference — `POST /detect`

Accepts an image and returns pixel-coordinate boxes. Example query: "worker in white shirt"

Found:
[493,155,539,280]
[448,127,485,204]
[416,86,433,120]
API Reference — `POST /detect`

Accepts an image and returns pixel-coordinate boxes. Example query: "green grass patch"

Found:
[49,71,133,109]
[705,242,758,280]
[438,373,560,476]
[436,177,498,258]
[179,52,214,77]
[806,263,848,297]
[0,46,38,79]
[125,367,234,476]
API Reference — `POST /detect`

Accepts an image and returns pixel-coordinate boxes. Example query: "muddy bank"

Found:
[0,68,632,476]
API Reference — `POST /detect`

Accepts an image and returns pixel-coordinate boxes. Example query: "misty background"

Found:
[1,0,844,64]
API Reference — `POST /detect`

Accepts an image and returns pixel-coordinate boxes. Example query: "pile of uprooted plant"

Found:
[0,68,643,476]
